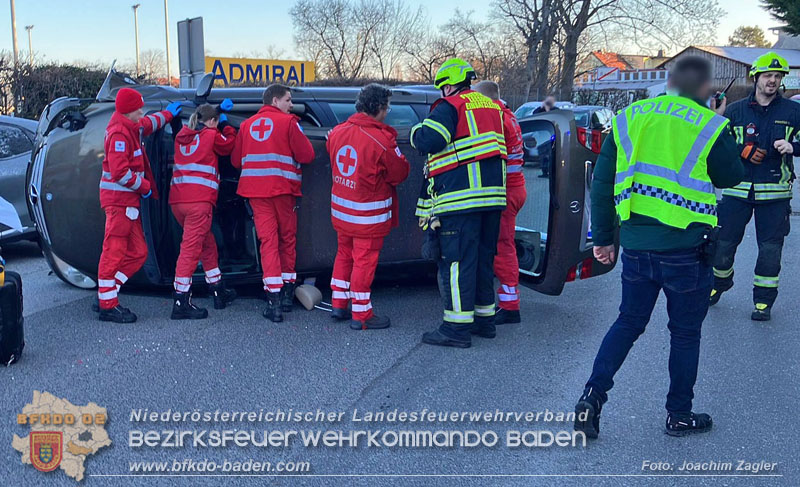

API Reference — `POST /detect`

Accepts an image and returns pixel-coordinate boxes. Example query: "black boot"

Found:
[210,282,237,310]
[751,303,771,321]
[422,322,471,348]
[279,282,295,312]
[350,314,390,330]
[470,316,496,338]
[574,387,604,439]
[263,292,283,322]
[99,305,137,323]
[331,307,351,321]
[709,280,733,306]
[495,308,521,325]
[665,412,713,437]
[170,291,208,320]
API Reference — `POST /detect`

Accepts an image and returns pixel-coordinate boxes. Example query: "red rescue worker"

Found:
[170,102,238,320]
[474,81,526,324]
[231,84,315,322]
[96,88,181,323]
[326,84,409,329]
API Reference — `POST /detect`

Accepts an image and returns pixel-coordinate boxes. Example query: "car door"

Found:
[0,122,35,241]
[516,110,618,296]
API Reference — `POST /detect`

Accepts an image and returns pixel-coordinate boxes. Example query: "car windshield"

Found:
[328,102,420,127]
[515,106,538,119]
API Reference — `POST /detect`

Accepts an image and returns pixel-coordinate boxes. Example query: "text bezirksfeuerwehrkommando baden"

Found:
[129,408,577,424]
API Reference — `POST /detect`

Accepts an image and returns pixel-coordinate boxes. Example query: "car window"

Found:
[515,106,537,119]
[574,111,590,128]
[0,124,33,159]
[328,102,419,127]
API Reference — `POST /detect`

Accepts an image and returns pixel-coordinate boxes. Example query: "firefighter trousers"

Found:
[250,195,298,293]
[713,196,791,307]
[494,184,527,311]
[330,234,384,322]
[97,205,148,309]
[171,202,221,292]
[437,210,502,324]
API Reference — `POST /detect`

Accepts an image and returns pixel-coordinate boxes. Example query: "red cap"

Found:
[115,88,144,114]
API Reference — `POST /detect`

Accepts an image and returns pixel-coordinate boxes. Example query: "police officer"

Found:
[573,56,744,438]
[710,52,800,321]
[412,58,507,348]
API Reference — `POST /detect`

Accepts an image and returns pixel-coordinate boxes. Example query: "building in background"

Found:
[574,50,670,98]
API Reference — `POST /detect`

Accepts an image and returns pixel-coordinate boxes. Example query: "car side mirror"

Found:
[194,73,214,103]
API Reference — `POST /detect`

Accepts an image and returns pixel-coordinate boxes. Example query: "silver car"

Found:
[0,115,37,244]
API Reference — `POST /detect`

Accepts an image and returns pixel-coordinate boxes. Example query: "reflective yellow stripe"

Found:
[433,186,506,205]
[754,191,792,201]
[450,262,461,312]
[467,162,482,189]
[713,267,733,278]
[754,274,779,288]
[433,197,507,214]
[721,188,750,198]
[444,310,473,323]
[422,119,452,144]
[474,304,495,317]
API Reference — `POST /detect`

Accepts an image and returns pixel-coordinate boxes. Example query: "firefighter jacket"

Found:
[100,109,173,208]
[723,93,800,202]
[170,123,236,205]
[326,112,410,238]
[232,105,315,198]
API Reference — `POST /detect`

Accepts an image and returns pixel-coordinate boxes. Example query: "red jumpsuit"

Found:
[170,123,237,292]
[326,112,409,322]
[494,104,526,310]
[97,110,173,309]
[231,105,315,294]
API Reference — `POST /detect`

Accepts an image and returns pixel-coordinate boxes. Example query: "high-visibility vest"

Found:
[612,95,729,229]
[422,90,506,177]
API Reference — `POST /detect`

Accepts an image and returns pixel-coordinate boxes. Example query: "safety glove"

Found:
[166,102,182,117]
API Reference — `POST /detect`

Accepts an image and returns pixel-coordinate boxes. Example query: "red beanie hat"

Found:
[115,88,144,114]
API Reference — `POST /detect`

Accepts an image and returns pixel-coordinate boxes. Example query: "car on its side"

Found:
[27,69,617,295]
[0,115,38,244]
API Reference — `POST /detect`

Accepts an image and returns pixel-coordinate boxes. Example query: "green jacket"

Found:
[591,96,745,251]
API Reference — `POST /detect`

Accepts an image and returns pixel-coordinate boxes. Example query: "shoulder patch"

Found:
[395,147,403,157]
[114,140,126,152]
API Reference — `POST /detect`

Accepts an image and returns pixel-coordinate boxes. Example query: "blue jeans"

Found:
[586,248,713,413]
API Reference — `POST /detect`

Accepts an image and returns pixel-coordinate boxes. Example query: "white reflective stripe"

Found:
[331,278,350,289]
[98,290,118,300]
[507,153,524,160]
[502,284,516,293]
[133,149,143,157]
[205,274,221,283]
[115,271,129,283]
[174,163,218,175]
[331,208,392,225]
[351,291,371,300]
[147,115,157,132]
[98,279,116,288]
[240,168,302,181]
[263,277,283,285]
[171,176,219,190]
[174,276,191,284]
[154,112,166,127]
[130,176,143,191]
[331,194,392,211]
[352,303,373,312]
[205,268,222,278]
[281,273,296,281]
[332,291,350,300]
[506,164,522,173]
[174,281,191,292]
[242,153,299,168]
[498,294,518,302]
[119,169,134,185]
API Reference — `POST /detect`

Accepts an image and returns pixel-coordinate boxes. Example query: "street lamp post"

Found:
[24,24,33,66]
[132,4,140,77]
[163,0,171,85]
[9,0,19,65]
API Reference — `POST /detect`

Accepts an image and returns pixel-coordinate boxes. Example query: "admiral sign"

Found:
[205,57,315,86]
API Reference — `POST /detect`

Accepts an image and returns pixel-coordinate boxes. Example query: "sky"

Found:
[0,0,785,74]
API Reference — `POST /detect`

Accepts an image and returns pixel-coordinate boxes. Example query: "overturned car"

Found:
[27,69,616,295]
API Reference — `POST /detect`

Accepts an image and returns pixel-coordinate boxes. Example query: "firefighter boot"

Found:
[279,282,296,312]
[263,292,283,322]
[422,322,472,348]
[494,308,521,325]
[210,282,237,310]
[470,315,496,338]
[99,305,137,323]
[751,303,771,321]
[574,387,604,439]
[171,291,208,320]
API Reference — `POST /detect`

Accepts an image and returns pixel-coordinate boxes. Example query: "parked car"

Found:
[0,115,38,244]
[27,69,617,295]
[514,101,575,120]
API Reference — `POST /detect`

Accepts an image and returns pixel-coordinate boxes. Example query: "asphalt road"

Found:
[1,216,798,487]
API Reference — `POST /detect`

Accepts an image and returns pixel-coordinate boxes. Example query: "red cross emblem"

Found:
[179,134,200,156]
[250,117,274,142]
[336,145,358,177]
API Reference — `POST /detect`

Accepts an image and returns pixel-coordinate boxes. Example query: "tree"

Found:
[368,0,426,80]
[762,0,800,36]
[728,25,771,47]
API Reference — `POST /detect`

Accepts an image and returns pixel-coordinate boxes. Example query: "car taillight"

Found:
[565,264,577,282]
[590,130,602,154]
[576,127,588,148]
[577,127,602,154]
[577,257,593,279]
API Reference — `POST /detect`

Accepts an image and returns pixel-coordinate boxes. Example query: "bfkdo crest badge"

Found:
[30,431,63,472]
